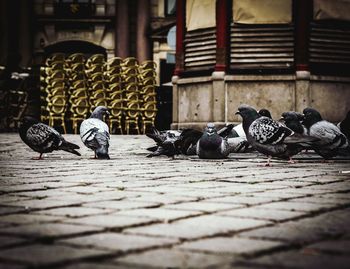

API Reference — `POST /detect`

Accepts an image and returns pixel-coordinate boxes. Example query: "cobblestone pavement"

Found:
[0,133,350,269]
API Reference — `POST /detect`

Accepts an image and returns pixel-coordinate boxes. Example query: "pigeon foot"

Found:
[288,158,297,164]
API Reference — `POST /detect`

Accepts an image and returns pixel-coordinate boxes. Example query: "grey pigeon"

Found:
[236,104,318,166]
[196,123,230,159]
[80,106,110,159]
[146,128,182,158]
[19,116,81,159]
[258,108,272,119]
[303,107,349,160]
[337,110,350,140]
[281,111,307,135]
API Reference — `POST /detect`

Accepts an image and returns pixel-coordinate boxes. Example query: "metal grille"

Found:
[230,23,294,71]
[184,27,216,71]
[309,22,350,66]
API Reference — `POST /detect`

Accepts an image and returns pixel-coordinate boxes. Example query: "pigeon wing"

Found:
[249,117,293,145]
[310,121,348,148]
[26,123,62,151]
[80,118,109,143]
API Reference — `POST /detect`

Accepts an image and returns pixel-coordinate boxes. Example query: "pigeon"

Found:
[236,104,318,166]
[196,123,230,159]
[80,106,110,159]
[281,111,307,135]
[303,107,349,160]
[146,128,182,158]
[337,110,350,140]
[19,116,81,159]
[258,108,272,119]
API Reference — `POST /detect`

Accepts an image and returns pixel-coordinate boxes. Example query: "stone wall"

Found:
[171,72,350,130]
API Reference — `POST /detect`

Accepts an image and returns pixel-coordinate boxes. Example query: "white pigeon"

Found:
[80,106,110,159]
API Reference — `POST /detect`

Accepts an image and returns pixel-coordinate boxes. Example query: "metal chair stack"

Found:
[105,57,124,134]
[122,57,141,134]
[86,54,108,112]
[40,53,67,133]
[66,53,89,134]
[139,60,157,134]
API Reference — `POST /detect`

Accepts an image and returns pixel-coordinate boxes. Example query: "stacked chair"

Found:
[139,61,158,133]
[67,53,89,134]
[122,57,142,134]
[105,57,124,134]
[40,53,158,134]
[40,53,67,133]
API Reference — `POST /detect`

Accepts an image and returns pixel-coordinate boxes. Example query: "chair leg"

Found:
[62,118,67,134]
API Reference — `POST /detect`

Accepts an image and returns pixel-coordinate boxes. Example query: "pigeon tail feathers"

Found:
[58,140,81,156]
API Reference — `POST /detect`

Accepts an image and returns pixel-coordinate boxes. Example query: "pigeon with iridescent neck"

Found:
[196,123,230,159]
[236,104,318,166]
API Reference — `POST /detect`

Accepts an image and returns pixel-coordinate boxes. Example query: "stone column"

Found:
[115,0,130,58]
[136,0,151,62]
[212,71,226,124]
[171,75,179,130]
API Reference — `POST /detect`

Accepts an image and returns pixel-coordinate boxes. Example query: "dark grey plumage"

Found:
[196,123,230,159]
[80,106,110,159]
[146,128,182,157]
[338,110,350,140]
[19,116,81,159]
[281,111,306,135]
[236,104,317,165]
[303,107,349,159]
[258,108,272,119]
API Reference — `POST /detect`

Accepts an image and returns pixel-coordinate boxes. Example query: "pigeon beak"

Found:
[235,111,241,115]
[279,117,285,121]
[105,110,110,116]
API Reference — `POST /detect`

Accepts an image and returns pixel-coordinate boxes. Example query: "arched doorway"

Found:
[43,40,107,59]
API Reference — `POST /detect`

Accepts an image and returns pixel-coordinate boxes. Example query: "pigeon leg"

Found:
[32,153,43,160]
[265,156,272,167]
[288,157,297,164]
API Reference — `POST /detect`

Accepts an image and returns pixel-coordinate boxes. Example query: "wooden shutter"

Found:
[309,22,350,75]
[230,23,294,72]
[184,27,216,71]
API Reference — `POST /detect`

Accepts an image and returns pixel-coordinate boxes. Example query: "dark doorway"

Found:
[44,40,106,58]
[155,59,174,130]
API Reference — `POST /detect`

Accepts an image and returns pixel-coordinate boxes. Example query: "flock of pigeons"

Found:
[19,104,350,165]
[146,105,350,165]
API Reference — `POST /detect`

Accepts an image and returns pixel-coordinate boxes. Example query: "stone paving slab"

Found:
[0,133,350,268]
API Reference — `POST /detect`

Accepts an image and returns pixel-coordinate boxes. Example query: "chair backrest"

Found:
[68,53,85,63]
[140,60,157,70]
[91,98,109,110]
[70,97,90,117]
[142,102,157,119]
[107,57,123,67]
[109,99,124,117]
[141,85,156,95]
[125,101,141,118]
[124,82,139,93]
[124,75,139,84]
[122,57,138,67]
[142,77,156,86]
[87,54,105,66]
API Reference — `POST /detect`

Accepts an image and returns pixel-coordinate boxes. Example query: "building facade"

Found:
[0,0,176,131]
[172,0,350,129]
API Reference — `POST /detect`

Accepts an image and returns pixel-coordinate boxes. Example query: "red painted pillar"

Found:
[215,0,230,72]
[294,0,313,71]
[174,0,185,76]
